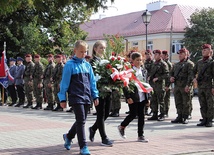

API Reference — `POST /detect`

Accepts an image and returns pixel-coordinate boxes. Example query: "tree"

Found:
[183,8,214,62]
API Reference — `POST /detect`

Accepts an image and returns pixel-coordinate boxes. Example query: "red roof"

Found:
[80,4,201,41]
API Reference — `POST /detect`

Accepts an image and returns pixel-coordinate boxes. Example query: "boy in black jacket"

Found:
[118,52,149,142]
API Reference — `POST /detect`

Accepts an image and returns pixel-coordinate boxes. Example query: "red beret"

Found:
[162,50,168,55]
[145,49,152,54]
[202,44,211,49]
[55,54,62,58]
[85,55,91,59]
[34,54,40,58]
[25,54,32,57]
[177,48,188,54]
[153,50,162,54]
[47,54,54,57]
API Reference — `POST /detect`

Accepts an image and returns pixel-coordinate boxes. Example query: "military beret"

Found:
[9,57,16,62]
[85,55,91,59]
[162,50,168,55]
[202,44,212,49]
[145,49,152,54]
[153,50,162,54]
[55,54,62,58]
[17,57,24,61]
[34,54,40,58]
[177,48,188,54]
[47,54,54,57]
[25,54,32,57]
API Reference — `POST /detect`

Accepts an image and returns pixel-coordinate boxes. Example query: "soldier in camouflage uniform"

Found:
[162,50,173,117]
[193,44,214,127]
[31,54,44,109]
[52,54,64,111]
[170,48,194,124]
[44,54,55,110]
[109,89,121,117]
[23,54,35,108]
[144,49,154,116]
[148,50,169,121]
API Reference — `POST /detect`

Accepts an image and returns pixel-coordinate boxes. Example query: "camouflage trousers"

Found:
[198,88,214,119]
[173,86,191,116]
[24,78,33,104]
[33,79,43,104]
[111,89,121,111]
[164,89,171,115]
[53,82,60,104]
[44,79,54,104]
[150,89,165,114]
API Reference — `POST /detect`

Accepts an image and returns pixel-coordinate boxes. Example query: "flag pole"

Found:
[1,42,6,105]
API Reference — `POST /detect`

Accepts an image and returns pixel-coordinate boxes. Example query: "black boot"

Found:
[23,103,32,108]
[53,104,63,111]
[197,118,207,126]
[205,119,213,127]
[44,103,53,110]
[148,113,158,120]
[109,110,115,117]
[112,109,120,117]
[32,103,42,110]
[182,115,189,124]
[158,113,165,121]
[171,114,182,123]
[14,102,24,107]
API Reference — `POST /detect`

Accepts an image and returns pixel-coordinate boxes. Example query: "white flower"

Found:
[95,73,101,82]
[99,59,110,66]
[115,64,123,69]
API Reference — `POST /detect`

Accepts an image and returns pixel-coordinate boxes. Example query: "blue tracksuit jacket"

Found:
[58,56,99,104]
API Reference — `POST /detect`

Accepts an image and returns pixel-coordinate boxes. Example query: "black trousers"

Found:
[7,85,17,103]
[67,104,89,149]
[16,84,25,103]
[121,100,146,137]
[91,94,111,140]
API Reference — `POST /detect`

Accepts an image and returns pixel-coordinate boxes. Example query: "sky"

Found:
[90,0,214,19]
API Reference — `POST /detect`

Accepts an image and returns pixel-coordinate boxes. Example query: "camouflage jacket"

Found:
[164,59,173,87]
[52,62,64,83]
[43,61,55,81]
[193,57,214,89]
[149,59,169,90]
[144,59,154,77]
[24,61,35,80]
[32,61,44,83]
[170,59,194,87]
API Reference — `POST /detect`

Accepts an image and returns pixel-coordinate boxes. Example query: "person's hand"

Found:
[60,102,67,108]
[94,98,99,106]
[153,78,158,83]
[127,98,133,104]
[170,77,175,83]
[193,78,197,83]
[38,83,43,88]
[212,88,214,95]
[185,86,190,93]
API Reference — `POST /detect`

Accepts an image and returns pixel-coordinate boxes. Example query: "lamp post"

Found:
[163,10,173,62]
[142,10,152,50]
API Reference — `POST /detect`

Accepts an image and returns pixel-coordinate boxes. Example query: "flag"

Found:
[0,51,14,88]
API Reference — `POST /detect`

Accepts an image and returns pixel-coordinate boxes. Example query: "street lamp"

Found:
[163,9,173,62]
[142,10,152,50]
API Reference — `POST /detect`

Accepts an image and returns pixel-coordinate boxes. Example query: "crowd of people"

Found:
[0,41,214,155]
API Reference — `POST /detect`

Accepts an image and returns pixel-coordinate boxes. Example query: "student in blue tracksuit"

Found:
[58,40,99,155]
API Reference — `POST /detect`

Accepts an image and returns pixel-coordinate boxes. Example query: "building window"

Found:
[172,40,184,53]
[132,41,138,47]
[147,41,153,50]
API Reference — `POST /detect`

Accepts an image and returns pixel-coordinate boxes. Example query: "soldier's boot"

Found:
[14,102,24,107]
[23,102,32,108]
[197,118,207,126]
[148,113,158,121]
[205,119,213,127]
[111,109,120,117]
[182,115,189,124]
[53,103,63,111]
[158,113,165,121]
[171,114,182,123]
[32,103,42,110]
[109,110,116,117]
[44,103,53,110]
